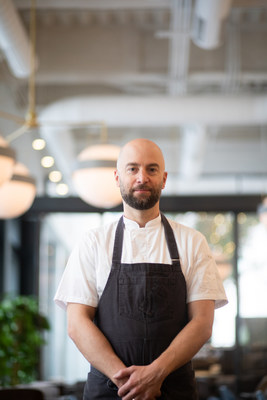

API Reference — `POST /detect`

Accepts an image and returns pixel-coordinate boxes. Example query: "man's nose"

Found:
[136,169,149,183]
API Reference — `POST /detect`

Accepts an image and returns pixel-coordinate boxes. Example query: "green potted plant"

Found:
[0,295,50,387]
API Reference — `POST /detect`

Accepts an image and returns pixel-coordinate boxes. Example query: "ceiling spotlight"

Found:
[0,163,36,219]
[41,156,54,168]
[72,144,122,208]
[32,138,46,150]
[0,136,16,186]
[56,183,69,196]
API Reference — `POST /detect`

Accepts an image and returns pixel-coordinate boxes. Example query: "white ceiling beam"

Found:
[33,72,267,88]
[35,72,167,86]
[14,0,171,11]
[164,175,267,195]
[39,95,267,127]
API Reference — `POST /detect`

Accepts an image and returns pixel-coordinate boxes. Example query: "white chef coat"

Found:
[54,214,228,310]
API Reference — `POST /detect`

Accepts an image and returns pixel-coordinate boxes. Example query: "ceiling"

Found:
[0,0,267,200]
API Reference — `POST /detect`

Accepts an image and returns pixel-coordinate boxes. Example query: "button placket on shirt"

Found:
[131,230,148,262]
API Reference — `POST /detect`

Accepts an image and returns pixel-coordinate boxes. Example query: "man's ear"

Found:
[114,169,120,187]
[162,171,168,189]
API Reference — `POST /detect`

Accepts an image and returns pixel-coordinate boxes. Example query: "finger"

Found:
[117,381,132,398]
[113,366,134,379]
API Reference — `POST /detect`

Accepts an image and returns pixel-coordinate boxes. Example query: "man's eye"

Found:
[127,167,136,173]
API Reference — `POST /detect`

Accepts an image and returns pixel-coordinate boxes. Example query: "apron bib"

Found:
[83,214,198,400]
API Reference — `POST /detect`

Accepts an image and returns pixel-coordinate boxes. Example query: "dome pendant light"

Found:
[72,143,122,209]
[0,163,36,219]
[0,136,16,186]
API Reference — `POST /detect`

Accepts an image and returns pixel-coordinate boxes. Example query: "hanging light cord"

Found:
[5,1,109,146]
[5,0,37,143]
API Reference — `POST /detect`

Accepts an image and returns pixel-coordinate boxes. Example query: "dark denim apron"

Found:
[83,214,198,399]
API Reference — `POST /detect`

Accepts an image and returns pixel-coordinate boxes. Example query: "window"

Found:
[39,213,121,382]
[166,212,236,348]
[237,212,267,349]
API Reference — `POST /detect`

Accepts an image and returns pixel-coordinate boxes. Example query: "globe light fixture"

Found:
[0,162,36,219]
[0,136,16,186]
[72,144,122,208]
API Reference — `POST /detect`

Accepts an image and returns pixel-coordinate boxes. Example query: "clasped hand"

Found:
[113,364,163,400]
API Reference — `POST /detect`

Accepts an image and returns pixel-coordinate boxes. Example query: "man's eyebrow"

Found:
[125,163,160,167]
[148,163,160,168]
[125,162,139,167]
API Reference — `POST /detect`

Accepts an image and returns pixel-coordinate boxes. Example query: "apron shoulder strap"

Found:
[161,213,180,263]
[112,216,124,264]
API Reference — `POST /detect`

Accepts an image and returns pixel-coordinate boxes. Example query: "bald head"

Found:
[117,138,165,172]
[114,138,167,214]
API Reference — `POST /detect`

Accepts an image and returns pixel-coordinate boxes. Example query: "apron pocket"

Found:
[119,275,175,322]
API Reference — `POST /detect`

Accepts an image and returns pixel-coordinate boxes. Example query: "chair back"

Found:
[219,385,236,400]
[255,390,267,400]
[0,388,45,400]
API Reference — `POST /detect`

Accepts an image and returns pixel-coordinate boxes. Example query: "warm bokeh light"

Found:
[49,170,62,183]
[56,183,69,196]
[41,156,55,168]
[32,138,46,150]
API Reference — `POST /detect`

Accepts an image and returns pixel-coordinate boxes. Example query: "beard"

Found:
[119,182,163,210]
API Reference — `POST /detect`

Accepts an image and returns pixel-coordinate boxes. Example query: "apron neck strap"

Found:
[160,213,180,262]
[112,214,180,264]
[112,216,124,264]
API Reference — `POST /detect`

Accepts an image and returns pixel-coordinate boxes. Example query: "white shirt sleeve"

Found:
[54,231,99,310]
[183,230,228,309]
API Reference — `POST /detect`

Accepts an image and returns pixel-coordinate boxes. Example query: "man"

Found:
[54,138,228,400]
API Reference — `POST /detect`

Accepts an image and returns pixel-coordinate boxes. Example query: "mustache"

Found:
[132,185,151,191]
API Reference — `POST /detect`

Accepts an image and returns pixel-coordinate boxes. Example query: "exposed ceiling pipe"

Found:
[191,0,232,49]
[168,0,192,95]
[39,95,267,127]
[223,8,241,92]
[0,0,32,78]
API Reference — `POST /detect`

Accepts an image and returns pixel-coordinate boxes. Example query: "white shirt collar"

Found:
[123,214,162,230]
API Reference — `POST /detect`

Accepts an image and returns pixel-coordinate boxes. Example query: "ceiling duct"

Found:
[39,95,267,128]
[0,0,32,78]
[191,0,232,50]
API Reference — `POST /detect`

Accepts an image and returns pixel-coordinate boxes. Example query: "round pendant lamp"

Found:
[0,162,36,219]
[72,144,122,208]
[0,136,16,186]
